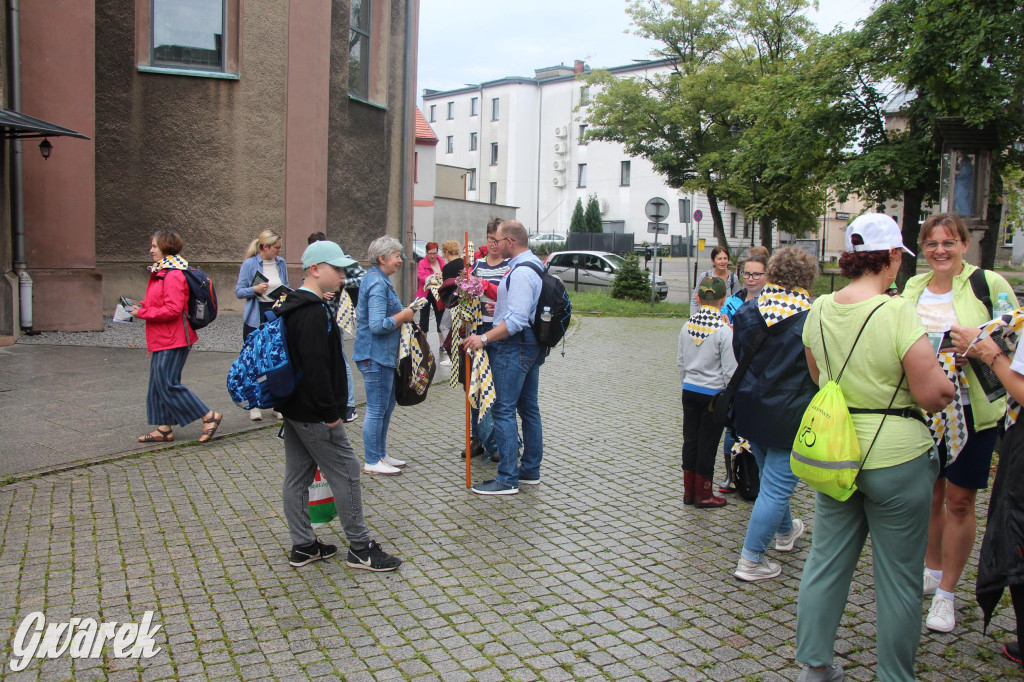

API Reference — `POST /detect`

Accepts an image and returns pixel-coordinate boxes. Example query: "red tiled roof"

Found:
[415,107,438,145]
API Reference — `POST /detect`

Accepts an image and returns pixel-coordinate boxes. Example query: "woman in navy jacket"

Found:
[729,247,819,583]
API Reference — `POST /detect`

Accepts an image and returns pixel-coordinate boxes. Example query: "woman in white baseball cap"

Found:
[794,213,954,681]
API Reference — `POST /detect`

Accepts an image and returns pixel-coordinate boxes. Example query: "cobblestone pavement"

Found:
[1,317,1021,680]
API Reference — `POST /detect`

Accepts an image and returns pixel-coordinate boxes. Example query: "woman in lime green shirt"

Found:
[902,212,1018,635]
[795,214,953,682]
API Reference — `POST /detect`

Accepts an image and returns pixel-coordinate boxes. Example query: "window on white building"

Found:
[491,97,499,121]
[580,86,591,103]
[446,136,453,154]
[730,212,737,238]
[490,142,498,166]
[470,97,479,116]
[620,161,630,186]
[577,163,587,188]
[429,104,435,122]
[469,132,477,151]
[447,101,454,119]
[467,169,476,191]
[489,182,497,204]
[743,217,751,239]
[578,124,588,144]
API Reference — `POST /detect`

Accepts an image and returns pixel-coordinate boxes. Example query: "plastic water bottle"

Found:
[994,292,1013,319]
[540,306,552,323]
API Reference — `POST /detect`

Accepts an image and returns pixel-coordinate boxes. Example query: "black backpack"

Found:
[504,260,572,354]
[181,266,218,330]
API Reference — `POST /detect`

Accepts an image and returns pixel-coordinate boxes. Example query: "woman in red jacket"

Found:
[126,231,222,443]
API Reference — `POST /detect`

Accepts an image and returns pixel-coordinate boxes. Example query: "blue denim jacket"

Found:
[353,266,403,368]
[235,255,289,328]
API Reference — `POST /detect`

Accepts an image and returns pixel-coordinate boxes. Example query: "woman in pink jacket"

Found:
[415,241,445,342]
[126,231,222,444]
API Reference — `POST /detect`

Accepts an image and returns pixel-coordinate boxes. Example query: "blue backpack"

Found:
[227,310,307,409]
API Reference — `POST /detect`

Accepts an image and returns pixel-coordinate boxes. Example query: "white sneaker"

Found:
[926,594,956,632]
[381,455,407,468]
[923,568,941,596]
[273,411,284,420]
[775,519,805,552]
[363,461,402,475]
[734,557,782,582]
[249,408,263,421]
[440,357,451,366]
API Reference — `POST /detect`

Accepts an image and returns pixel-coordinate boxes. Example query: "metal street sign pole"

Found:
[645,198,669,306]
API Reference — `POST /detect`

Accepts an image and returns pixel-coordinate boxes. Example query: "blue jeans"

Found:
[471,322,497,453]
[341,339,355,409]
[489,328,546,487]
[740,441,799,563]
[357,359,395,465]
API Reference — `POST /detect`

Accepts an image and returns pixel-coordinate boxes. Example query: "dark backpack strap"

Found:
[503,260,545,289]
[968,268,993,317]
[725,324,769,394]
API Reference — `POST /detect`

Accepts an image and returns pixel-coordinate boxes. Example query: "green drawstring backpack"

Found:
[791,302,906,502]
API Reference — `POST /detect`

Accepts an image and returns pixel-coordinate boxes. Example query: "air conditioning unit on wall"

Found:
[553,176,566,187]
[554,142,568,154]
[553,159,567,171]
[554,125,568,138]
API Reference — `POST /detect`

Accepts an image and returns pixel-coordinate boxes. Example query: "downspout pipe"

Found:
[399,0,419,300]
[7,0,30,331]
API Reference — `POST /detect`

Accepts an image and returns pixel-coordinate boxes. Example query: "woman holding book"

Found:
[235,228,289,420]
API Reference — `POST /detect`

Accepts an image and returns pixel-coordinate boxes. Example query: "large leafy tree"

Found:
[848,0,1024,275]
[585,0,822,250]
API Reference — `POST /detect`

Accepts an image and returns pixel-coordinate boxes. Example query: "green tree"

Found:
[569,198,586,232]
[585,0,821,249]
[611,252,653,301]
[585,194,603,232]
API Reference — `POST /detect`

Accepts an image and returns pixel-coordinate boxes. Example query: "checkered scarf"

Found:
[465,348,495,417]
[425,273,442,303]
[335,291,356,335]
[686,305,725,345]
[731,435,752,457]
[757,283,811,327]
[149,254,188,273]
[447,283,484,388]
[398,323,425,367]
[972,309,1024,428]
[926,350,967,463]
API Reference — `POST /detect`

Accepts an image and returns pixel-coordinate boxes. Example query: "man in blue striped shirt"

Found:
[463,220,546,495]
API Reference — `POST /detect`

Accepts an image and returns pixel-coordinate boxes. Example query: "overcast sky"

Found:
[418,0,878,95]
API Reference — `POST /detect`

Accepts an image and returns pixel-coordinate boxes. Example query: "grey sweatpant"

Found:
[282,418,371,549]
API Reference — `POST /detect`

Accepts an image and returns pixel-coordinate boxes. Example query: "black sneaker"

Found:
[1005,640,1021,664]
[289,539,337,567]
[346,539,402,572]
[343,406,358,423]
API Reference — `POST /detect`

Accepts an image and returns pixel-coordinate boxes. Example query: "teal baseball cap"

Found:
[301,240,357,269]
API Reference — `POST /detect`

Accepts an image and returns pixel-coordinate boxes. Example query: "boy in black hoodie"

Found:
[275,240,402,571]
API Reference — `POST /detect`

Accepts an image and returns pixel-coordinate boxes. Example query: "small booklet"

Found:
[267,284,292,301]
[251,270,269,287]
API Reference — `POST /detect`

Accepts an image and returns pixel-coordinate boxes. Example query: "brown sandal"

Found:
[198,412,223,443]
[138,427,173,443]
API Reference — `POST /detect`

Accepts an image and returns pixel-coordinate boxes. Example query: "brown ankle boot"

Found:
[695,474,727,508]
[683,470,696,505]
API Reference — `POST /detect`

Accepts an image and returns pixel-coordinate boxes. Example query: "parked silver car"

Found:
[529,232,567,248]
[545,250,668,300]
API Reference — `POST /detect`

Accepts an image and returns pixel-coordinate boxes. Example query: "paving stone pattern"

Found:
[0,317,1021,680]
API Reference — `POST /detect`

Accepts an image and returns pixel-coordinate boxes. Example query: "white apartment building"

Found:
[423,59,770,253]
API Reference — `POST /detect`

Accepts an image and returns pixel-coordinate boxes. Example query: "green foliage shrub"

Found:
[611,252,653,301]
